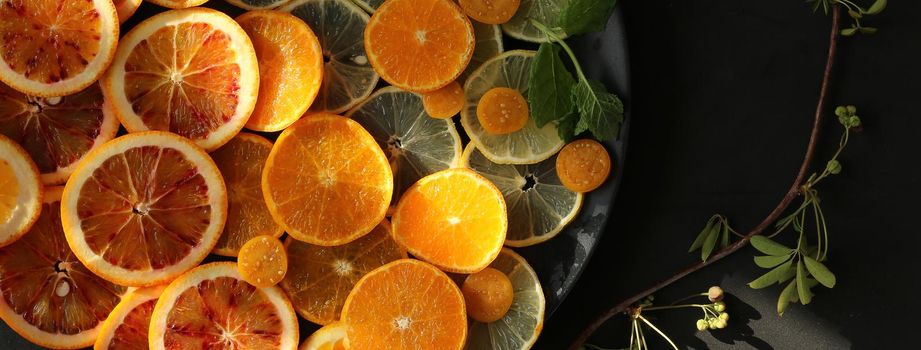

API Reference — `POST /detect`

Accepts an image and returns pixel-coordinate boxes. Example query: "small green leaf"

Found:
[749,260,793,289]
[796,260,812,305]
[560,0,618,36]
[778,280,798,315]
[804,256,837,288]
[572,79,624,141]
[701,223,720,261]
[778,259,798,283]
[529,43,576,128]
[847,9,862,19]
[689,219,714,252]
[754,255,790,268]
[556,112,580,141]
[841,27,858,36]
[720,222,730,248]
[866,0,887,14]
[750,236,794,256]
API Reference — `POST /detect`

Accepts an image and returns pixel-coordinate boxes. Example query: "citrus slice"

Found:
[227,0,294,10]
[349,0,384,12]
[263,114,392,246]
[346,87,462,206]
[364,0,475,92]
[102,8,259,151]
[0,134,42,247]
[556,139,613,193]
[465,248,545,350]
[462,50,563,164]
[300,322,348,350]
[459,22,504,82]
[61,132,227,287]
[0,187,128,349]
[392,168,507,273]
[145,0,209,9]
[209,133,283,256]
[501,0,567,43]
[280,220,406,325]
[461,267,514,323]
[341,259,467,350]
[0,0,118,97]
[0,83,119,185]
[459,0,520,24]
[237,10,323,132]
[149,262,299,350]
[114,0,143,23]
[477,87,530,135]
[94,285,166,350]
[462,144,581,246]
[238,235,288,288]
[423,81,466,119]
[280,0,379,114]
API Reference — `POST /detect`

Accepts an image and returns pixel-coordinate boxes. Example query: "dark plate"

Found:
[0,2,629,348]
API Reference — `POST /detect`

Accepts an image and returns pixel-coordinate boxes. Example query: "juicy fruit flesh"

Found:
[461,267,514,323]
[459,0,521,25]
[556,139,612,193]
[238,235,287,288]
[76,145,211,270]
[477,87,529,135]
[422,81,465,119]
[109,298,156,349]
[0,160,17,223]
[0,1,102,84]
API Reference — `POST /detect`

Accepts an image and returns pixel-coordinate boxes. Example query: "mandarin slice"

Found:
[459,0,521,24]
[0,135,42,247]
[423,81,466,119]
[238,235,288,288]
[556,139,612,193]
[94,285,166,350]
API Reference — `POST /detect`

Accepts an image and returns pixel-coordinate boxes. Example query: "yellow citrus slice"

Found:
[280,220,406,325]
[145,0,209,9]
[465,248,545,350]
[238,235,288,288]
[0,0,118,97]
[102,8,260,151]
[280,0,379,114]
[94,285,166,350]
[0,82,119,185]
[0,134,42,247]
[462,50,563,164]
[0,187,128,349]
[237,10,324,132]
[114,0,142,23]
[346,86,463,206]
[227,0,294,10]
[299,322,348,350]
[462,144,582,246]
[392,168,507,273]
[61,132,227,287]
[501,0,567,43]
[149,262,299,350]
[459,22,504,82]
[556,139,613,193]
[341,259,467,350]
[263,114,393,246]
[209,133,283,256]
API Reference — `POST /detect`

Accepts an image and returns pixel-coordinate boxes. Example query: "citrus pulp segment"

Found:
[459,0,521,24]
[102,7,260,151]
[0,134,42,247]
[226,0,294,10]
[148,262,299,350]
[422,81,466,119]
[459,22,505,82]
[0,83,119,185]
[364,0,475,92]
[391,168,507,273]
[145,0,210,9]
[0,0,118,97]
[114,0,143,24]
[61,132,227,287]
[341,259,467,350]
[280,221,406,325]
[556,139,613,193]
[94,285,166,350]
[238,235,288,288]
[280,0,379,114]
[0,187,127,350]
[501,0,568,43]
[461,50,564,164]
[462,144,582,246]
[209,133,283,257]
[237,10,324,132]
[262,114,393,246]
[300,322,348,350]
[465,248,545,350]
[346,86,463,205]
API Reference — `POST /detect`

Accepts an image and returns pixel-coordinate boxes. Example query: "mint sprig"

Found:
[560,0,619,36]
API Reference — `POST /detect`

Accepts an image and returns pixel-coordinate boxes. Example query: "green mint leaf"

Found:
[750,235,794,256]
[572,79,624,141]
[700,223,721,261]
[560,0,618,36]
[529,43,576,128]
[754,255,790,268]
[778,280,798,315]
[804,256,837,288]
[689,219,715,253]
[867,0,887,15]
[556,112,580,141]
[796,260,812,305]
[749,260,793,289]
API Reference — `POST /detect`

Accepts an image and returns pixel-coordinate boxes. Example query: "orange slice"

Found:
[0,187,128,349]
[0,83,119,185]
[263,114,392,246]
[227,0,294,10]
[364,0,475,92]
[209,133,283,256]
[94,285,166,350]
[0,0,118,97]
[556,139,612,193]
[341,259,467,350]
[461,267,514,323]
[392,168,507,273]
[0,134,42,247]
[102,8,260,151]
[114,0,143,23]
[477,87,529,135]
[145,0,209,9]
[459,0,521,25]
[422,81,466,119]
[237,10,323,132]
[280,220,406,325]
[61,132,227,287]
[300,322,348,350]
[149,262,299,350]
[238,235,288,288]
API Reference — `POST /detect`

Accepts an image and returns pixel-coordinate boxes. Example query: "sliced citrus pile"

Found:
[102,8,259,151]
[459,22,505,82]
[61,131,227,287]
[462,50,564,164]
[114,0,142,23]
[0,134,42,247]
[0,0,118,97]
[463,144,582,246]
[392,168,507,273]
[227,0,294,10]
[210,133,283,256]
[465,248,545,350]
[423,81,466,119]
[346,87,463,205]
[94,285,166,350]
[280,0,379,114]
[460,0,521,24]
[501,0,567,43]
[263,114,392,246]
[238,235,288,288]
[341,259,467,349]
[149,262,299,350]
[364,0,475,92]
[557,139,613,193]
[300,322,348,350]
[0,187,128,349]
[237,10,324,132]
[145,0,209,9]
[281,221,405,325]
[0,83,119,185]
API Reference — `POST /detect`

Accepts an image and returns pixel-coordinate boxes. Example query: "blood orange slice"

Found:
[114,0,143,24]
[94,285,166,350]
[145,0,209,9]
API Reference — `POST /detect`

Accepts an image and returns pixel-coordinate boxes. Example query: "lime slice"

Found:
[349,0,384,12]
[501,0,568,43]
[459,22,504,82]
[347,86,463,204]
[280,0,379,114]
[461,50,563,164]
[226,0,292,9]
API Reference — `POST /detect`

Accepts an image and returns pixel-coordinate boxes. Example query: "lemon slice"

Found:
[226,0,293,10]
[501,0,567,43]
[460,22,505,82]
[461,50,563,164]
[350,0,385,12]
